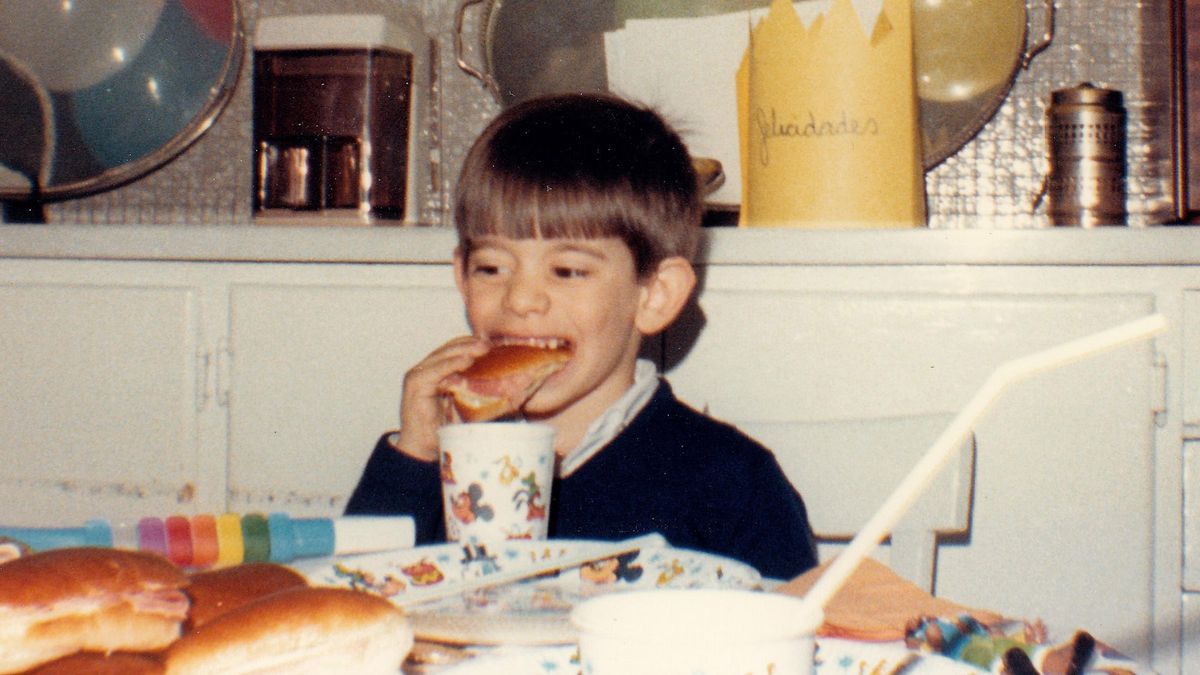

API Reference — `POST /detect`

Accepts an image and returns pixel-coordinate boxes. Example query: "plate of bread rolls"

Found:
[0,548,414,674]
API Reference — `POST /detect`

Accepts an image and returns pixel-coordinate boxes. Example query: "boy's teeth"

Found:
[497,337,568,350]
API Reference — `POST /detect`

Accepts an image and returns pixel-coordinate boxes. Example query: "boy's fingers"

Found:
[394,336,489,460]
[441,396,462,424]
[410,340,488,390]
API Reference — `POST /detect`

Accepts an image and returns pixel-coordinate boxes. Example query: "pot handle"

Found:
[1021,0,1056,69]
[454,0,499,98]
[1025,0,1058,216]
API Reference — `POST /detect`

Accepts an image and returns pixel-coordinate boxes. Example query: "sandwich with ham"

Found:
[439,340,572,422]
[162,586,412,675]
[0,547,188,674]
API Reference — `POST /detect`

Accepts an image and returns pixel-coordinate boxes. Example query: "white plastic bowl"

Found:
[571,589,822,675]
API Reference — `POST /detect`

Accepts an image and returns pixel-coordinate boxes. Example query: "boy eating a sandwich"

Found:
[345,93,818,580]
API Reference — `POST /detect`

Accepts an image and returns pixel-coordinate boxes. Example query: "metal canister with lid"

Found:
[1045,82,1127,226]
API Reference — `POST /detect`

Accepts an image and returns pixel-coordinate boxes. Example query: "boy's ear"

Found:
[635,256,697,336]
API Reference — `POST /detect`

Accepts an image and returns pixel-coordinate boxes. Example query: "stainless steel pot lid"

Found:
[455,0,1053,172]
[0,0,244,201]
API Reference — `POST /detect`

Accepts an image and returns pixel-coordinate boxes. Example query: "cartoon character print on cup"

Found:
[443,450,549,541]
[450,482,495,526]
[496,453,549,531]
[438,423,557,543]
[512,469,547,522]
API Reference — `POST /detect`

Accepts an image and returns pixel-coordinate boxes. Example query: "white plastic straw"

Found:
[800,314,1168,615]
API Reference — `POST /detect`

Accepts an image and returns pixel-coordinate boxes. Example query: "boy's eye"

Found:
[552,266,589,279]
[466,255,508,276]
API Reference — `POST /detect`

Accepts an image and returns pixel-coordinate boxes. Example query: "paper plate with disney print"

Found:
[290,538,763,645]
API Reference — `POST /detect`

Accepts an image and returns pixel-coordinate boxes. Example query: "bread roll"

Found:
[184,563,307,631]
[163,587,412,675]
[22,651,164,675]
[0,548,187,674]
[440,342,571,422]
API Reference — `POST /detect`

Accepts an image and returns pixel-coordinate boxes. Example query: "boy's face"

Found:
[454,235,651,425]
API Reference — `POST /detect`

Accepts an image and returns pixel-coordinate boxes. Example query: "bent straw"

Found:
[799,313,1168,615]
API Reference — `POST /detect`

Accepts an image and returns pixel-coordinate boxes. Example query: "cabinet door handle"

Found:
[216,336,232,407]
[1153,352,1168,428]
[195,348,213,411]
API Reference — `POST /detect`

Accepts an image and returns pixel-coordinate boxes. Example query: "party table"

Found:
[286,539,1154,675]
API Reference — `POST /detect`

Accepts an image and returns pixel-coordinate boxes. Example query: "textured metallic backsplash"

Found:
[39,0,1176,229]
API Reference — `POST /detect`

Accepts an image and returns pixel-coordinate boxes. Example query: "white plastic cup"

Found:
[571,589,822,675]
[436,422,557,543]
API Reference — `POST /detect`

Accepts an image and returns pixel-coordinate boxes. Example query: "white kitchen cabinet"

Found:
[1182,292,1200,433]
[0,259,216,522]
[0,258,466,524]
[666,270,1160,662]
[2,225,1198,673]
[222,271,466,517]
[1179,294,1200,674]
[1185,440,1200,675]
[1184,292,1200,592]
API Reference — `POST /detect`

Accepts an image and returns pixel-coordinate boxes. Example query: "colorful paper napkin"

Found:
[774,557,1003,641]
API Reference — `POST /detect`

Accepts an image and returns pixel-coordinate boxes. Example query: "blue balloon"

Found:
[68,0,229,169]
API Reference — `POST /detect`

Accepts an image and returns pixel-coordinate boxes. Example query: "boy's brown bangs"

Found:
[461,171,649,244]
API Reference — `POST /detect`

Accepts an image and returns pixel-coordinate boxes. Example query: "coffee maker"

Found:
[252,14,430,225]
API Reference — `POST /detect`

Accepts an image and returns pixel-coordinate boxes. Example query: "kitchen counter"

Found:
[5,223,1200,266]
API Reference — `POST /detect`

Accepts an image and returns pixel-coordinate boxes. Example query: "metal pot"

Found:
[1045,83,1127,226]
[454,0,612,107]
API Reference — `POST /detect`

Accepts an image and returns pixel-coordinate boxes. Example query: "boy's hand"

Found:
[393,336,488,461]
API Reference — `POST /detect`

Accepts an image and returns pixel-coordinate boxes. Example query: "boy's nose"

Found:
[502,275,550,315]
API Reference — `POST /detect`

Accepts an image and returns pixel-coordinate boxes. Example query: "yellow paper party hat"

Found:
[737,0,926,228]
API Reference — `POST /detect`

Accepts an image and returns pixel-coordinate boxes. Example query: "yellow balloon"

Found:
[913,0,1026,102]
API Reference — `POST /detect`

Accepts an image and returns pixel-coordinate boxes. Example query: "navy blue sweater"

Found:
[344,381,818,580]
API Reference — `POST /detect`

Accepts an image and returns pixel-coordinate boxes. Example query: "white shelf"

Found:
[7,224,1200,267]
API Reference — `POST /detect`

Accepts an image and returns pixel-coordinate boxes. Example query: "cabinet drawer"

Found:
[1185,593,1200,674]
[1186,440,1200,591]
